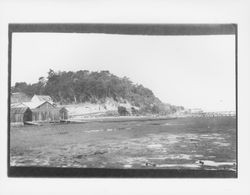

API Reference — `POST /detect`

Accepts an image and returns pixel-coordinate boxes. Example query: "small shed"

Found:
[10,106,32,123]
[58,107,68,120]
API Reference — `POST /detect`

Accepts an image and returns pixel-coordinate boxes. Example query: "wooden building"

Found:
[31,101,68,122]
[58,107,68,120]
[10,106,32,124]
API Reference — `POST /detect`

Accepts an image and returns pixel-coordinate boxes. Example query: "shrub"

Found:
[118,106,129,116]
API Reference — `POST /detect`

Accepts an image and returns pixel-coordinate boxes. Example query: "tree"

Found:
[118,106,129,116]
[11,69,184,115]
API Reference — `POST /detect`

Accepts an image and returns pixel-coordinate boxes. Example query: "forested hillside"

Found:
[11,69,183,114]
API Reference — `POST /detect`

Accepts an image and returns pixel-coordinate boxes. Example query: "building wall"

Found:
[10,109,32,123]
[31,106,68,121]
[36,102,55,110]
[32,109,60,121]
[11,113,24,122]
[59,108,68,120]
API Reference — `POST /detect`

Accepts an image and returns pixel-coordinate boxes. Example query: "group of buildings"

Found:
[172,107,236,118]
[10,93,68,125]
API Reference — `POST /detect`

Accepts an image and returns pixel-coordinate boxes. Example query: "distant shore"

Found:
[11,114,236,127]
[67,115,177,124]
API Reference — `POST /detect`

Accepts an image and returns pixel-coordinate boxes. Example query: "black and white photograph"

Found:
[8,24,237,177]
[1,0,250,194]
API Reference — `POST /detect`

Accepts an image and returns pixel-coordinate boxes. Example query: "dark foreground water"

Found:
[10,117,236,171]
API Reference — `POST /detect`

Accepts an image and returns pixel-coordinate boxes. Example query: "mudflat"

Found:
[10,117,236,170]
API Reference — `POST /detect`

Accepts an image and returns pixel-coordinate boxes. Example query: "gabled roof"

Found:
[23,100,57,110]
[11,102,26,108]
[33,95,53,102]
[11,106,31,114]
[23,101,50,109]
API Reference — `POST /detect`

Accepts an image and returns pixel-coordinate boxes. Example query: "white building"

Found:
[31,95,53,104]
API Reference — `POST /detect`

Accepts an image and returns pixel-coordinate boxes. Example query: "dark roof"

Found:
[36,101,55,109]
[11,106,31,114]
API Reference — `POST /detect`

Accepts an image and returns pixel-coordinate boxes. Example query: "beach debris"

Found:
[196,160,236,167]
[156,164,200,168]
[145,162,156,167]
[93,150,108,155]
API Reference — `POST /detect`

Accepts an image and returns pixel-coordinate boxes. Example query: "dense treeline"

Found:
[12,69,184,114]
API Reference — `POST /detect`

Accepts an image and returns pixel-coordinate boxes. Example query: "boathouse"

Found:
[12,94,68,123]
[28,101,68,122]
[10,106,32,124]
[30,101,55,121]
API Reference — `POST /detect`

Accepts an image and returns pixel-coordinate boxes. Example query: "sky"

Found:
[12,33,235,111]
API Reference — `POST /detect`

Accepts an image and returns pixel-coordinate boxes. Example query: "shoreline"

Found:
[67,115,177,124]
[66,114,235,124]
[11,115,177,127]
[10,114,236,127]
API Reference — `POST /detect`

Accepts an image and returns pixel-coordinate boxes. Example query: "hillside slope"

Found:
[11,69,184,115]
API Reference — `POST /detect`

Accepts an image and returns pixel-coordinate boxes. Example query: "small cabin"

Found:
[31,102,68,122]
[31,101,56,121]
[59,107,68,120]
[10,106,32,124]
